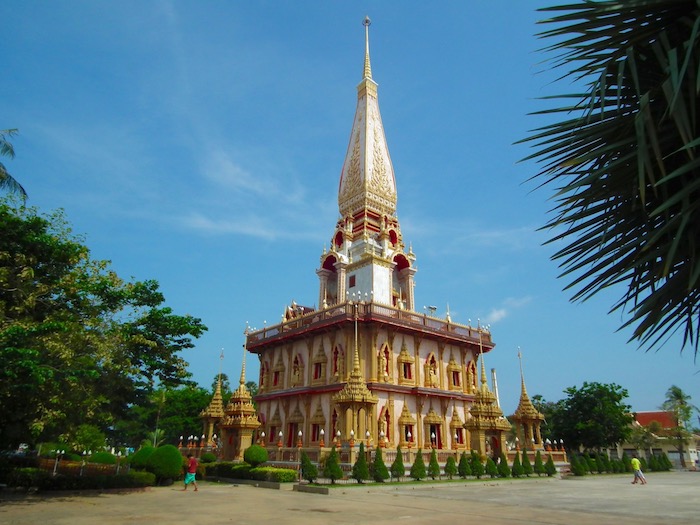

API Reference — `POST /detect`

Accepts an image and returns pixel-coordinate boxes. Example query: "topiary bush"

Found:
[409,449,426,481]
[243,444,268,467]
[470,450,484,479]
[352,443,370,483]
[545,454,557,476]
[428,449,441,480]
[200,451,217,464]
[372,447,390,482]
[511,452,524,478]
[444,456,458,479]
[323,446,343,484]
[521,450,533,477]
[390,446,405,481]
[300,452,317,483]
[485,457,498,478]
[146,445,184,484]
[129,445,155,470]
[458,451,471,478]
[498,452,511,478]
[90,451,117,465]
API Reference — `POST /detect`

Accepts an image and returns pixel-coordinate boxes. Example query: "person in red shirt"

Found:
[183,454,198,491]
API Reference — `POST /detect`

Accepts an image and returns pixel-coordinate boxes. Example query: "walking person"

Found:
[631,455,647,485]
[183,453,199,491]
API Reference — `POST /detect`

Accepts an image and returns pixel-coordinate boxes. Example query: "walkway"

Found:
[1,471,698,525]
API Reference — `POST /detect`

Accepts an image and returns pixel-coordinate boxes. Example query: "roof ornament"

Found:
[363,16,372,80]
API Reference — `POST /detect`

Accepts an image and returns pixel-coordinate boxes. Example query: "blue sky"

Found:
[5,1,699,418]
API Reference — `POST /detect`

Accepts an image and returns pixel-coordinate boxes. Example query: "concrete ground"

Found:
[1,471,698,525]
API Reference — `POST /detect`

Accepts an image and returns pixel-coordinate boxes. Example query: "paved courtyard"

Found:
[1,471,698,525]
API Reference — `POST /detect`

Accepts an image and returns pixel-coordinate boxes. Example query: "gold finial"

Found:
[363,16,372,80]
[518,346,528,396]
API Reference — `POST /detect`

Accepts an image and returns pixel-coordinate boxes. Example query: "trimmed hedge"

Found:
[146,445,184,483]
[243,445,268,467]
[90,451,117,465]
[205,461,297,482]
[5,468,155,490]
[129,446,155,469]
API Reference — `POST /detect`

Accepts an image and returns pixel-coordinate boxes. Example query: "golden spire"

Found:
[363,16,372,80]
[518,347,527,397]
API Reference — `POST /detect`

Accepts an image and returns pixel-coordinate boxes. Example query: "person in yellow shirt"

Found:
[631,455,647,485]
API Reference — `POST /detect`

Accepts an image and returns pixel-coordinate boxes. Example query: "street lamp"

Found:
[407,431,412,449]
[431,432,436,450]
[319,429,325,448]
[349,429,355,447]
[52,450,65,476]
[366,430,371,448]
[379,430,385,448]
[336,430,341,448]
[259,431,266,445]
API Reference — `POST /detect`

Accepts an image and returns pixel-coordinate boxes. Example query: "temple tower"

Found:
[509,349,545,451]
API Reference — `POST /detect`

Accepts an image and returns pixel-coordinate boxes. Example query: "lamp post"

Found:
[365,430,371,449]
[407,431,412,449]
[545,438,551,451]
[431,432,436,450]
[531,437,536,451]
[297,431,303,481]
[379,430,385,448]
[319,429,325,448]
[515,437,520,451]
[52,450,65,477]
[453,432,459,450]
[349,429,355,448]
[116,451,122,474]
[178,435,184,449]
[259,431,266,446]
[335,430,341,448]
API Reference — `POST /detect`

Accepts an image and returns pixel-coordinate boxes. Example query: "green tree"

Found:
[352,442,370,483]
[300,451,318,483]
[522,1,700,356]
[469,450,484,479]
[661,385,698,468]
[485,457,498,478]
[497,452,511,478]
[428,448,441,480]
[458,451,471,478]
[544,454,557,477]
[323,446,343,484]
[372,446,389,482]
[409,449,426,481]
[390,446,405,481]
[0,201,207,448]
[533,450,545,477]
[511,452,524,478]
[551,382,633,451]
[444,455,458,479]
[0,130,26,197]
[629,420,662,458]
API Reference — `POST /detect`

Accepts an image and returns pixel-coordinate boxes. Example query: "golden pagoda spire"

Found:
[518,346,528,397]
[363,16,372,80]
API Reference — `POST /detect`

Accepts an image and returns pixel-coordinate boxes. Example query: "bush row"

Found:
[205,461,297,483]
[6,467,155,490]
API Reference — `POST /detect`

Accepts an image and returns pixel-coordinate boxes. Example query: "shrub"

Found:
[300,452,317,483]
[458,451,471,478]
[444,456,458,479]
[622,452,632,472]
[323,446,343,484]
[595,454,605,473]
[498,452,511,478]
[352,443,370,483]
[250,466,298,482]
[511,452,524,478]
[470,450,484,479]
[7,468,50,489]
[485,457,498,478]
[200,452,217,464]
[533,450,545,476]
[428,449,441,480]
[129,446,155,470]
[206,462,251,479]
[146,445,184,483]
[372,447,390,482]
[390,446,405,481]
[90,451,117,465]
[409,449,426,481]
[545,454,557,477]
[243,444,268,467]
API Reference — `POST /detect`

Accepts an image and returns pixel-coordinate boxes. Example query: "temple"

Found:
[199,18,549,467]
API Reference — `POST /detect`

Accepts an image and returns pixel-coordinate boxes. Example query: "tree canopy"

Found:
[550,382,633,451]
[0,129,26,198]
[0,200,207,448]
[522,1,700,355]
